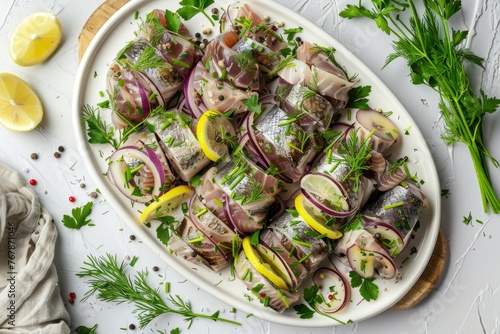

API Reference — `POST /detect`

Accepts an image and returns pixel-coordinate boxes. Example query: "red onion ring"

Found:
[107,146,164,203]
[313,267,351,313]
[136,78,151,119]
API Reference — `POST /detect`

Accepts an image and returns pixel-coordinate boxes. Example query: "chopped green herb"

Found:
[62,202,94,230]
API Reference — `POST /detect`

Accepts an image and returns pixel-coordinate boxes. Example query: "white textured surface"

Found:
[0,0,500,333]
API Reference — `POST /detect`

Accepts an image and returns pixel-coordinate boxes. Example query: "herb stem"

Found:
[77,254,241,328]
[202,10,215,26]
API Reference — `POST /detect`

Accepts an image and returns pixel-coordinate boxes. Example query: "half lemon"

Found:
[9,11,62,66]
[0,73,43,132]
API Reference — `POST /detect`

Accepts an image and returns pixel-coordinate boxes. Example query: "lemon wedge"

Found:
[242,236,289,290]
[197,109,236,162]
[9,11,62,66]
[0,73,43,132]
[140,185,194,223]
[295,194,343,239]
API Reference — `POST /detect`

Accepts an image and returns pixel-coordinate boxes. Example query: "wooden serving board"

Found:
[77,0,448,311]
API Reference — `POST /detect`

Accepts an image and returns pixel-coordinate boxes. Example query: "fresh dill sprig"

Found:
[82,104,119,149]
[233,50,257,74]
[77,254,241,329]
[132,45,167,72]
[340,0,500,213]
[387,156,408,174]
[333,128,373,190]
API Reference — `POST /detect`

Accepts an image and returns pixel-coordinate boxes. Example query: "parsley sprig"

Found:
[340,0,500,213]
[349,271,379,302]
[62,202,94,230]
[77,254,241,329]
[75,324,97,334]
[177,0,215,26]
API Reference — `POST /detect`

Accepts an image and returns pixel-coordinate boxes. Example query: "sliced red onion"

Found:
[363,219,404,257]
[313,267,350,313]
[142,145,166,185]
[183,68,205,119]
[301,173,356,218]
[107,146,164,203]
[372,249,398,279]
[136,78,151,119]
[245,113,271,168]
[222,194,238,234]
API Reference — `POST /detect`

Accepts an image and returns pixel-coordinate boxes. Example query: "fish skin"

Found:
[233,36,283,73]
[123,37,183,104]
[196,167,263,235]
[192,62,257,115]
[149,112,210,181]
[254,105,318,183]
[177,217,229,272]
[203,32,261,91]
[269,212,328,271]
[281,83,335,133]
[363,184,424,236]
[140,9,198,78]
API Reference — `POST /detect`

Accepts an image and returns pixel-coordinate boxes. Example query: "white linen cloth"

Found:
[0,162,70,333]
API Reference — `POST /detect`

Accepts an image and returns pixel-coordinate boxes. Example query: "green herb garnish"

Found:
[77,254,241,329]
[75,324,97,334]
[293,284,345,323]
[340,0,500,213]
[177,0,215,26]
[346,85,371,110]
[349,271,379,301]
[62,201,94,230]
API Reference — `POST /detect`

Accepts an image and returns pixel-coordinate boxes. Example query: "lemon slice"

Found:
[300,173,349,212]
[295,194,343,239]
[242,236,289,290]
[0,73,43,132]
[197,109,236,162]
[9,11,62,66]
[140,185,194,223]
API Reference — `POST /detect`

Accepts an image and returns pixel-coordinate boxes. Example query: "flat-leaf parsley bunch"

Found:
[340,0,500,213]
